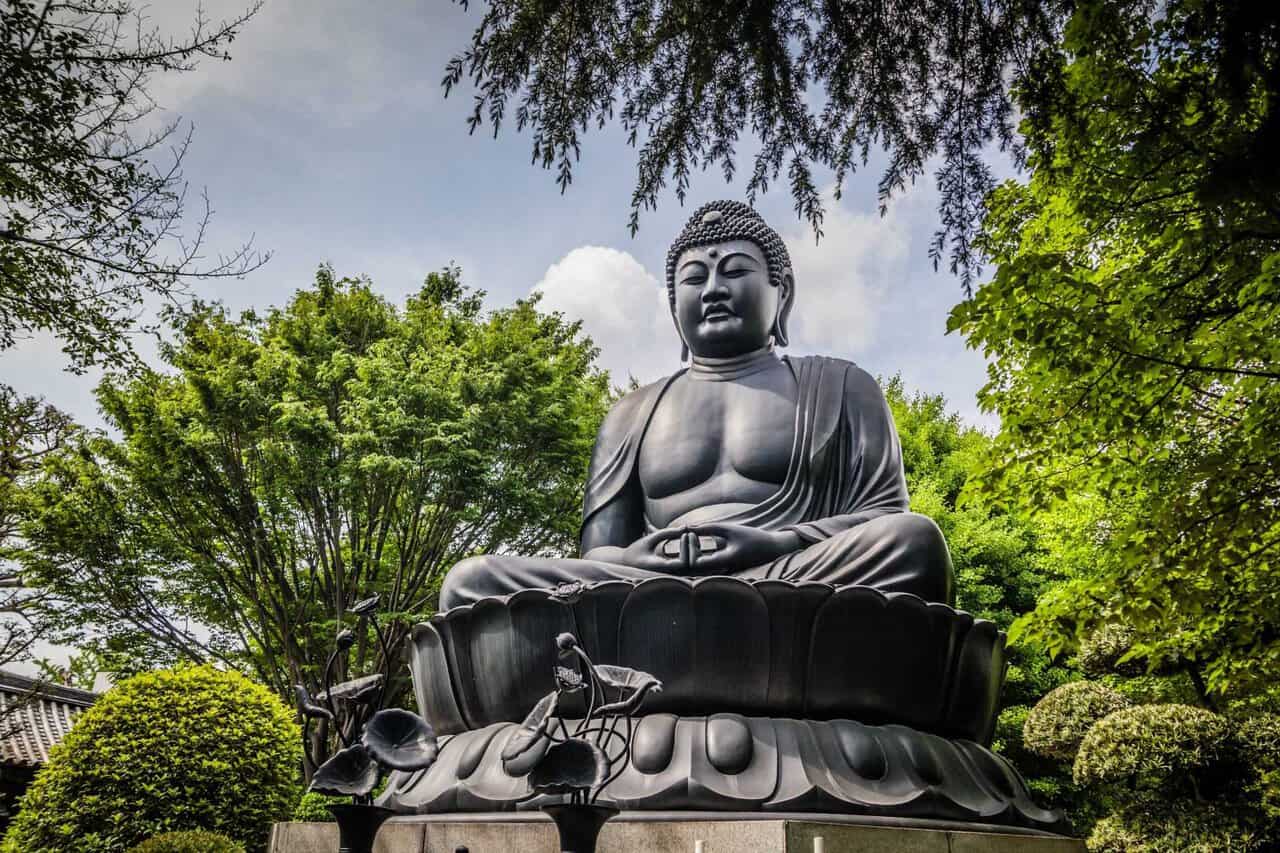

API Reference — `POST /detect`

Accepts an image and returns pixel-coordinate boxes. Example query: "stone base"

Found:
[270,814,1085,853]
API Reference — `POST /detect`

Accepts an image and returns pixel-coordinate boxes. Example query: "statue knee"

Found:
[868,512,954,604]
[439,555,495,611]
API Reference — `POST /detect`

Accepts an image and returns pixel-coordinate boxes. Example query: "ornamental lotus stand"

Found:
[379,578,1069,835]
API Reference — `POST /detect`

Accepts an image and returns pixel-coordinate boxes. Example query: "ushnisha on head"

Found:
[666,201,795,360]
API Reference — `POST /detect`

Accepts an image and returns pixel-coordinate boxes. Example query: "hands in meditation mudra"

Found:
[441,200,953,609]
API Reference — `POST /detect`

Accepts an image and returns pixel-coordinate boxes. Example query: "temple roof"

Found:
[0,671,97,768]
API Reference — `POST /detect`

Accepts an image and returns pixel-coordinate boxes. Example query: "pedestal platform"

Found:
[269,814,1085,853]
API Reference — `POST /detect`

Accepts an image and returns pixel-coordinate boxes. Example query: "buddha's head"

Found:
[665,200,795,360]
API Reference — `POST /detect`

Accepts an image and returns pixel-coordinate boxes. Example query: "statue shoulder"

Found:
[787,355,883,397]
[600,375,674,430]
[591,372,680,457]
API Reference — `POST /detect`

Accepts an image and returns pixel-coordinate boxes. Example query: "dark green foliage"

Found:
[950,0,1280,708]
[1235,714,1280,825]
[0,1,264,370]
[0,666,301,853]
[1073,704,1231,790]
[445,0,1070,288]
[1078,625,1143,679]
[1024,681,1131,762]
[128,832,245,853]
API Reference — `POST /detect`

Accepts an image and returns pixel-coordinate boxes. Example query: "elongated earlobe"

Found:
[772,272,794,347]
[680,341,690,362]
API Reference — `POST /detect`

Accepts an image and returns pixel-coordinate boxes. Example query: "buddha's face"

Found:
[673,240,788,358]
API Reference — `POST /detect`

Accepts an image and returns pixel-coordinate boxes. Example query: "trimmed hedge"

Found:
[1024,681,1131,761]
[1,665,301,853]
[1235,713,1280,823]
[1087,798,1270,853]
[1074,703,1230,789]
[128,831,245,853]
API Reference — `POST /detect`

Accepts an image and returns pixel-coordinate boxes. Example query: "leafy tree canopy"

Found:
[1,0,264,371]
[14,267,612,722]
[950,0,1280,704]
[444,0,1070,288]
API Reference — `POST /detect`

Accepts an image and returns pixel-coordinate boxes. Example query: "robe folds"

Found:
[439,356,954,610]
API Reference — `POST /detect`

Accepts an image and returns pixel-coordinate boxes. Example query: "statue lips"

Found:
[702,304,736,323]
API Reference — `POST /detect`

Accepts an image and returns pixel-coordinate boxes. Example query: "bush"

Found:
[292,790,344,822]
[128,831,245,853]
[1024,681,1131,761]
[1074,704,1230,789]
[1,665,301,853]
[1087,798,1270,853]
[1235,713,1280,823]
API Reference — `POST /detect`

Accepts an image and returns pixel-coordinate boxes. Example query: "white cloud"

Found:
[780,195,910,357]
[532,247,675,387]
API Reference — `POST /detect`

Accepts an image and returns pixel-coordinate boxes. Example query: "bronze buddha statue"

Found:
[385,202,1063,833]
[441,200,953,608]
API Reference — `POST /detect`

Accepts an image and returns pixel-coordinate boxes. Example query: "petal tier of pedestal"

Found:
[410,578,1004,743]
[378,716,1067,833]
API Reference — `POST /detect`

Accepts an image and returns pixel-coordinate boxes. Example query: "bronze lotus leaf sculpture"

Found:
[295,594,439,853]
[499,632,661,853]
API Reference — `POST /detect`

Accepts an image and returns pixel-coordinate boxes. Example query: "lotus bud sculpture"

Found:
[295,594,438,853]
[501,628,662,853]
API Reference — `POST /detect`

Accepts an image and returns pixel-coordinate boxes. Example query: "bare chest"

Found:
[638,371,798,501]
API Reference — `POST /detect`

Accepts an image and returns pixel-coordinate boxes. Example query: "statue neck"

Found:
[688,345,779,382]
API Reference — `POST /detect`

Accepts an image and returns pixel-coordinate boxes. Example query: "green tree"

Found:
[443,0,1071,287]
[0,386,75,686]
[949,0,1280,707]
[884,378,1083,810]
[1,0,265,371]
[14,267,611,736]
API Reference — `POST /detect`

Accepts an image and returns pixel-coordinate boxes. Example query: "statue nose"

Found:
[701,274,731,301]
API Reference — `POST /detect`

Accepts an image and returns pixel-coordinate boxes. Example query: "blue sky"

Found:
[1,0,1001,429]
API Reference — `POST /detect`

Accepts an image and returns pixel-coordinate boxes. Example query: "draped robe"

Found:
[439,356,953,609]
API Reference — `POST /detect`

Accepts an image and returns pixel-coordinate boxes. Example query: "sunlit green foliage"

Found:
[14,266,611,720]
[950,0,1280,706]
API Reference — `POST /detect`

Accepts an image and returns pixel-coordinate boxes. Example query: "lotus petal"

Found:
[294,684,334,721]
[501,691,558,763]
[310,743,380,796]
[528,738,609,794]
[350,594,381,616]
[362,708,439,771]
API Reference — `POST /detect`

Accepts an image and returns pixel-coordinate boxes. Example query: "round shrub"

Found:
[1087,799,1269,852]
[129,831,245,853]
[1024,681,1131,761]
[1,665,301,853]
[1078,624,1143,677]
[1074,703,1231,789]
[1235,713,1280,822]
